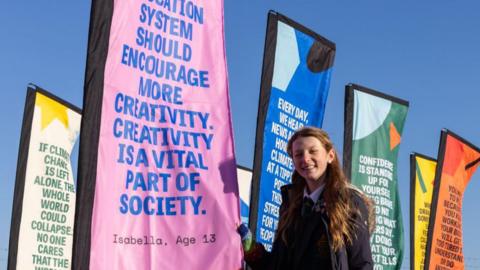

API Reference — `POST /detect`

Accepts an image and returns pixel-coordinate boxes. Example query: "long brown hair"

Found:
[276,126,370,251]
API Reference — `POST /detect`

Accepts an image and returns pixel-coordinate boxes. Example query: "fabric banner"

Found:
[72,0,241,269]
[424,130,480,270]
[343,84,409,270]
[248,11,336,250]
[237,166,252,224]
[410,153,436,270]
[8,85,81,270]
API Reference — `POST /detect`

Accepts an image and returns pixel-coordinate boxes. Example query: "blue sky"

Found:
[1,1,480,269]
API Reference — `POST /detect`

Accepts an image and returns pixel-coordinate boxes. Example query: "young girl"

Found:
[243,126,374,270]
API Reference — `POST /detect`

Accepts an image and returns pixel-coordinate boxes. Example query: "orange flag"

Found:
[424,130,480,270]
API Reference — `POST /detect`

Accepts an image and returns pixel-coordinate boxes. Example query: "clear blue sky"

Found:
[1,1,480,269]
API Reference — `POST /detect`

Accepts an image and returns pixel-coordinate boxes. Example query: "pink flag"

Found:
[73,1,242,269]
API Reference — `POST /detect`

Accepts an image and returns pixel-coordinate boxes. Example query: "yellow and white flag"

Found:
[8,85,81,270]
[410,153,436,270]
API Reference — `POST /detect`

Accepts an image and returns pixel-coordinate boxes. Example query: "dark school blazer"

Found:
[246,184,373,270]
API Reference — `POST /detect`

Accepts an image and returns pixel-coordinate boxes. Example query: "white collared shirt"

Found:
[303,183,325,203]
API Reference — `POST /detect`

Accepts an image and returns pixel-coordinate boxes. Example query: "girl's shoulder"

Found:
[347,185,376,234]
[348,185,368,203]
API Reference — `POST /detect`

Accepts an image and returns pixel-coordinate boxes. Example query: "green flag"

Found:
[344,84,409,270]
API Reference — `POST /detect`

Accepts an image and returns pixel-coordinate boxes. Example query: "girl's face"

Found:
[291,136,335,191]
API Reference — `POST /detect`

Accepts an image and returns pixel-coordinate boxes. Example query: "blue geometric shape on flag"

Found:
[240,199,249,224]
